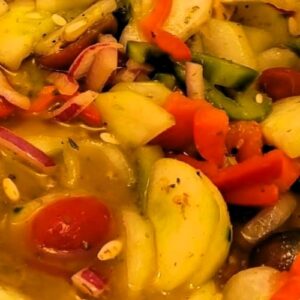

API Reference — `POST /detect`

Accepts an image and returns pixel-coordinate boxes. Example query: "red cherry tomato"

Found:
[31,196,111,252]
[258,67,300,100]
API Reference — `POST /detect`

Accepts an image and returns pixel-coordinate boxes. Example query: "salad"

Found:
[0,0,299,299]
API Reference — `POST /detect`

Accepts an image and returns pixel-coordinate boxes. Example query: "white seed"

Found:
[97,239,123,261]
[64,20,88,42]
[100,132,120,145]
[2,178,20,202]
[255,93,264,104]
[52,14,67,27]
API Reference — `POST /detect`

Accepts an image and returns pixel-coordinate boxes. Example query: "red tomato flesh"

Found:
[31,196,111,252]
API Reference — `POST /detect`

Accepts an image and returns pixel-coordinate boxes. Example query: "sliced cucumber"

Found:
[135,145,164,212]
[110,81,171,106]
[123,209,156,293]
[95,91,175,148]
[243,25,274,53]
[201,19,257,69]
[147,158,219,291]
[232,3,290,45]
[193,53,258,89]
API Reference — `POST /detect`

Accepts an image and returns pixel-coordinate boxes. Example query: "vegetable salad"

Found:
[0,0,299,299]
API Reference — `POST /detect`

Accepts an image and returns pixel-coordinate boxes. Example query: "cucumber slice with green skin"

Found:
[153,73,176,90]
[135,145,164,212]
[95,91,175,148]
[193,53,258,90]
[147,158,220,291]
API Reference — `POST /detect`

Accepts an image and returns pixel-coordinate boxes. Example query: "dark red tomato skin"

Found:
[258,67,300,100]
[31,196,111,252]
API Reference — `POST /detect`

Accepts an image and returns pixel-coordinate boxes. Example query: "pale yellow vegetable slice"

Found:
[147,158,219,291]
[122,209,156,293]
[95,91,175,148]
[262,96,300,158]
[201,19,257,69]
[110,82,171,106]
[36,0,95,13]
[190,176,232,287]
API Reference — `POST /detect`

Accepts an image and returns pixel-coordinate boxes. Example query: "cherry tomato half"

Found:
[258,67,300,100]
[31,196,111,252]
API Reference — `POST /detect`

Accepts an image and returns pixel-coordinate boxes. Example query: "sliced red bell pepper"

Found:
[79,103,102,127]
[170,154,219,179]
[223,183,279,206]
[29,86,59,113]
[153,92,204,150]
[139,0,173,42]
[271,275,300,300]
[273,155,300,192]
[193,104,229,167]
[291,255,300,276]
[226,121,263,162]
[153,29,191,61]
[0,97,15,118]
[213,150,288,191]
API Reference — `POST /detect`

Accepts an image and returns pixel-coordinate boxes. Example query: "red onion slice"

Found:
[51,90,98,121]
[0,71,30,110]
[69,42,123,80]
[86,47,118,91]
[0,126,56,173]
[71,268,107,298]
[47,72,79,96]
[186,62,205,100]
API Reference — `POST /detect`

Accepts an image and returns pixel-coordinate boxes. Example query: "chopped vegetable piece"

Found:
[79,103,102,127]
[224,184,279,206]
[47,72,79,96]
[186,62,205,100]
[139,0,173,42]
[147,158,219,290]
[192,53,258,89]
[95,91,175,148]
[153,92,203,150]
[194,103,229,166]
[0,126,56,173]
[213,150,293,191]
[226,121,263,162]
[0,71,30,110]
[31,196,111,252]
[258,67,300,100]
[153,29,191,62]
[71,267,107,298]
[97,239,122,261]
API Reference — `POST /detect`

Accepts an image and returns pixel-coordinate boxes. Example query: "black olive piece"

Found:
[249,230,300,271]
[291,178,300,194]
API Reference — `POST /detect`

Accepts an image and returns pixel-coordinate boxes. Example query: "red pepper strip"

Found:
[194,103,229,167]
[29,86,102,127]
[29,86,59,113]
[226,121,263,162]
[213,150,287,191]
[139,0,173,42]
[274,155,300,192]
[291,255,300,276]
[223,184,279,206]
[153,29,191,61]
[170,154,219,179]
[0,97,15,118]
[271,275,300,300]
[153,92,204,150]
[79,103,102,127]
